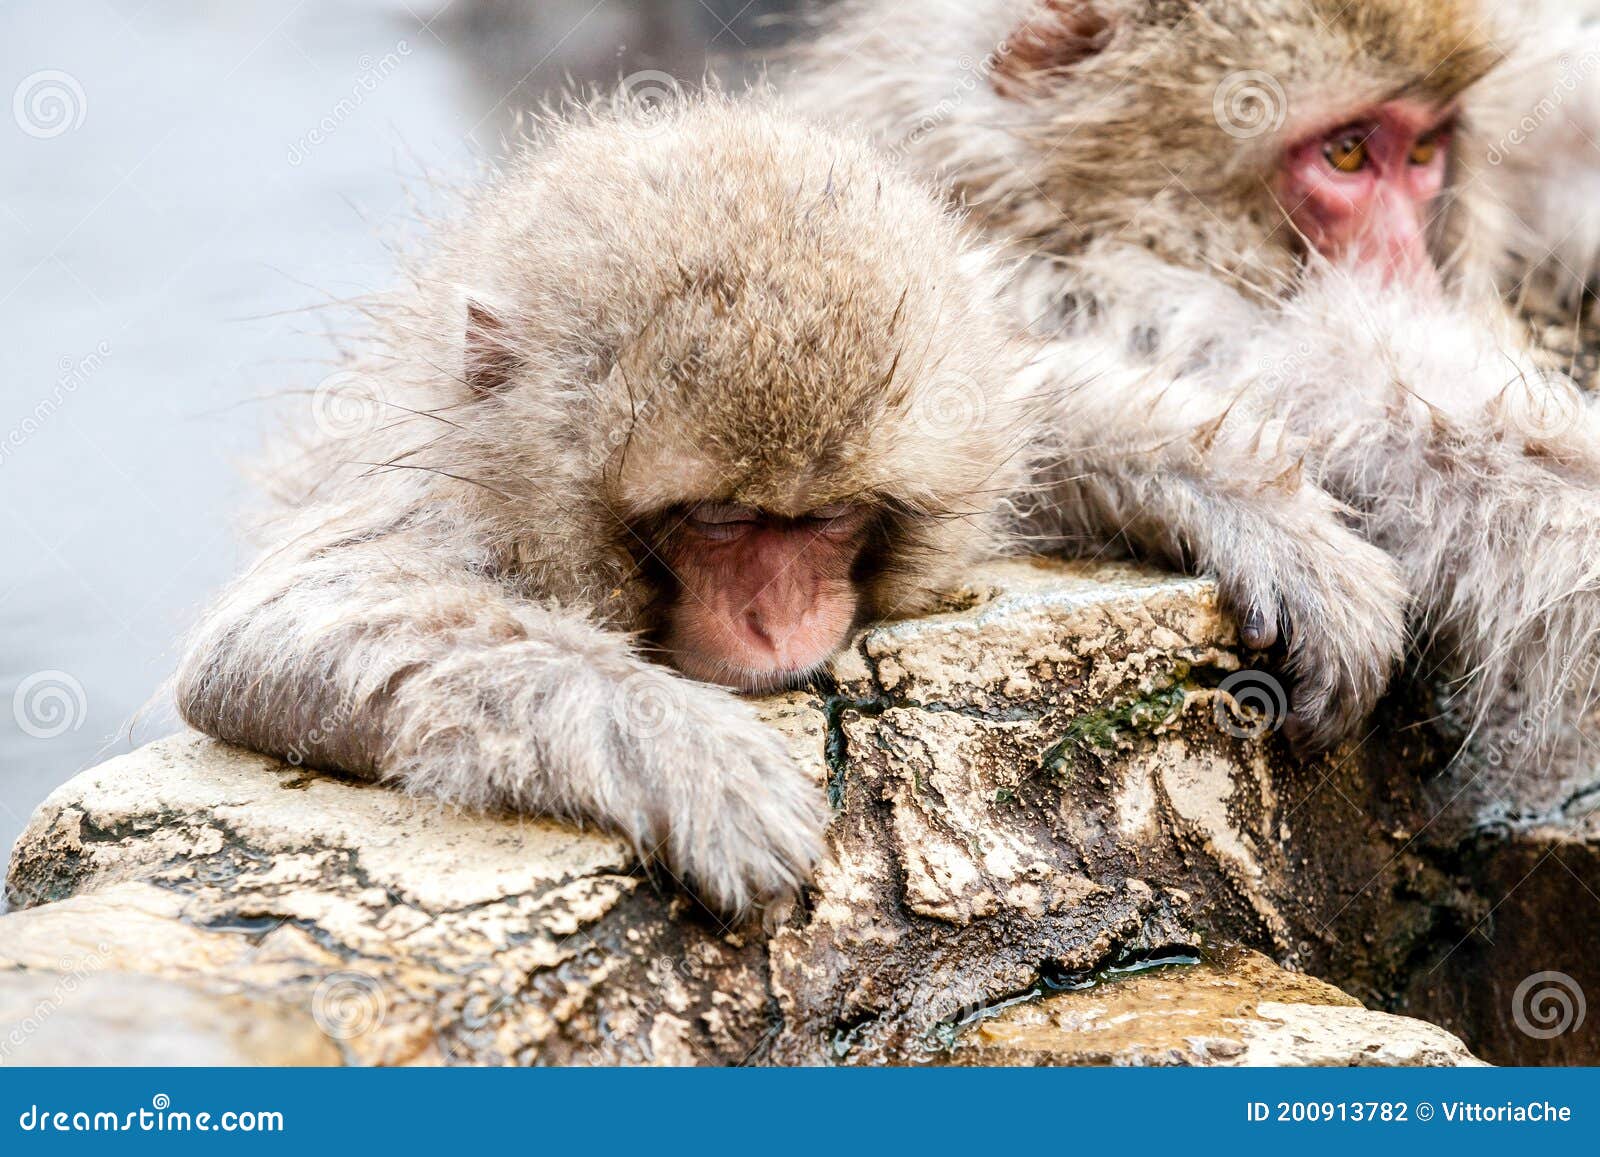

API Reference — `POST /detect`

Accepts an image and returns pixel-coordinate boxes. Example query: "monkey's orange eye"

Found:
[1410,134,1440,166]
[1324,133,1369,174]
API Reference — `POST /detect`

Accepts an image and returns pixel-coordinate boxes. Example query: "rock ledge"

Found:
[5,560,1580,1065]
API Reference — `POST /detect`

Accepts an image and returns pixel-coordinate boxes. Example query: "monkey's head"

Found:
[997,0,1501,286]
[810,0,1502,291]
[434,97,1026,693]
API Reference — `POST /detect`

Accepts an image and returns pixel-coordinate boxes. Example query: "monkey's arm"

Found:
[175,528,826,917]
[1254,273,1600,746]
[1022,351,1410,751]
[1323,416,1600,749]
[1266,271,1600,482]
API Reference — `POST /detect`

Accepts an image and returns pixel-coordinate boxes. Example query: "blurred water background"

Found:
[0,0,811,863]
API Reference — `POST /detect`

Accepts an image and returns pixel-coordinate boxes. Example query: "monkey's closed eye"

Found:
[686,503,761,541]
[801,503,875,537]
[1323,131,1370,174]
[804,502,865,526]
[690,502,760,524]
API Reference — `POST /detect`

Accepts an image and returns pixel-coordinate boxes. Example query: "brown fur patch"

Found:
[975,0,1500,283]
[993,0,1115,99]
[1313,0,1498,105]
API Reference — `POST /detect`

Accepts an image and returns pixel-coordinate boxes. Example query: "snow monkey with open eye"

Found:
[796,0,1600,765]
[176,94,1030,919]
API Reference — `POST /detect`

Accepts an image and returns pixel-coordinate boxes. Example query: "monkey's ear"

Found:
[464,299,518,394]
[993,0,1115,99]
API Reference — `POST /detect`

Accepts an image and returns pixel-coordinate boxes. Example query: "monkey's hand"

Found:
[1025,423,1409,751]
[596,665,831,919]
[375,638,830,921]
[1026,337,1412,752]
[1211,490,1410,753]
[176,543,828,922]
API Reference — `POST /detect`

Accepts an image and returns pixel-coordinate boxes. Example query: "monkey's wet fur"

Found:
[800,0,1600,761]
[178,95,1031,919]
[183,1,1600,918]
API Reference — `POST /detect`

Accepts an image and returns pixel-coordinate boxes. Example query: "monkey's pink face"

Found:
[1279,101,1453,287]
[655,502,876,692]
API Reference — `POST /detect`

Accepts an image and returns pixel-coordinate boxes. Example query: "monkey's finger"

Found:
[1241,605,1279,650]
[1283,673,1350,754]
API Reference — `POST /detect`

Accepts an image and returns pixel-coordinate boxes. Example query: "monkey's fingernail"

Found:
[1242,608,1276,650]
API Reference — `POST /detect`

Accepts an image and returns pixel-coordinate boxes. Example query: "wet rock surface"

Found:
[0,970,340,1066]
[1398,811,1600,1066]
[2,734,769,1066]
[961,949,1482,1067]
[1,559,1588,1065]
